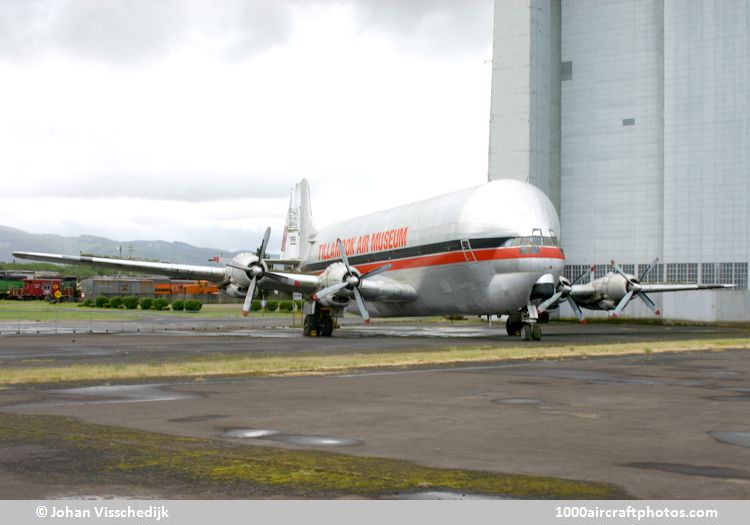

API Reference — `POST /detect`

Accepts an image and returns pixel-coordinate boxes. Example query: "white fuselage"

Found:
[300,179,565,317]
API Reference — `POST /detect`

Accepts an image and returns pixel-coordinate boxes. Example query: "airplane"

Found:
[13,179,734,340]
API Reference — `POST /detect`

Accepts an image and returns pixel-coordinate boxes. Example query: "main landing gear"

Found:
[303,306,335,337]
[505,309,547,341]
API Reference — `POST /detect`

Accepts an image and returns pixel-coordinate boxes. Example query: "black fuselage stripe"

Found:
[301,237,512,272]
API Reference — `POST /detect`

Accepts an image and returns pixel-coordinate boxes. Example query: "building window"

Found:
[702,263,717,285]
[735,263,748,289]
[639,263,663,283]
[561,61,573,81]
[622,118,635,126]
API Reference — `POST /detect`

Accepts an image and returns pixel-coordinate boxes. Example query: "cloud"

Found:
[0,0,492,64]
[0,0,295,64]
[345,0,493,58]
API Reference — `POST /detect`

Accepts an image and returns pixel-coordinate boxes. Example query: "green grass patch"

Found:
[0,413,627,499]
[1,338,749,386]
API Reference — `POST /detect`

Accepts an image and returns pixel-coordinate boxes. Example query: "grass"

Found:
[1,338,748,386]
[0,300,297,322]
[0,413,627,499]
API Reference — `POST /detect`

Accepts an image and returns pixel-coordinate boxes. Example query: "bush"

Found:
[184,300,202,311]
[109,296,123,309]
[151,298,169,311]
[95,296,110,308]
[171,300,185,311]
[278,300,293,312]
[122,296,139,310]
[78,299,94,308]
[265,300,278,312]
[251,300,261,312]
[139,298,153,310]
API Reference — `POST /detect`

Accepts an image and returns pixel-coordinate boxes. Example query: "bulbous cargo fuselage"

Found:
[301,179,565,317]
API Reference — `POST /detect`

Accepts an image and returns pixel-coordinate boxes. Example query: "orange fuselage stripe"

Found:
[312,246,564,274]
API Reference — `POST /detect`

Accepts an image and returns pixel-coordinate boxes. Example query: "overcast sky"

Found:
[0,0,494,253]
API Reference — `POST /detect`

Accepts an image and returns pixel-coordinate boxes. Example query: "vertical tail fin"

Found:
[280,179,317,262]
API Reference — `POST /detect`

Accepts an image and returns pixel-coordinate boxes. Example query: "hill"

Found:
[0,225,248,267]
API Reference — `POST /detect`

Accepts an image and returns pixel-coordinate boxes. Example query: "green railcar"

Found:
[0,279,24,298]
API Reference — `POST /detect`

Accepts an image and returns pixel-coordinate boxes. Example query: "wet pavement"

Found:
[0,324,749,498]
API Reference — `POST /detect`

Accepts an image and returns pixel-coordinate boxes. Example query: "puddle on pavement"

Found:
[221,429,363,447]
[263,434,363,447]
[222,428,280,439]
[709,432,750,449]
[625,462,750,480]
[9,384,199,409]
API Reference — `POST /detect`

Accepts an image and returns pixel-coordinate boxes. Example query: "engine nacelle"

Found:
[590,273,630,310]
[316,262,354,308]
[223,283,246,298]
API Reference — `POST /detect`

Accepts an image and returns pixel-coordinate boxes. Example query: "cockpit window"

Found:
[508,236,559,247]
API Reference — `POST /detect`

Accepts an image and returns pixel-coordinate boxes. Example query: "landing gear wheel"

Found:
[506,318,523,336]
[531,324,542,341]
[521,324,533,341]
[318,315,334,337]
[303,314,318,337]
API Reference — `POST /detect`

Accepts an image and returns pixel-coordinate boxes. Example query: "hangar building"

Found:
[488,0,750,321]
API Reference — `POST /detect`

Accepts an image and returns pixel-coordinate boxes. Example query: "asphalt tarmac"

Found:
[0,322,749,499]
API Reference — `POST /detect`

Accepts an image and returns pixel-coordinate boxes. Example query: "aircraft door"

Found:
[460,239,477,263]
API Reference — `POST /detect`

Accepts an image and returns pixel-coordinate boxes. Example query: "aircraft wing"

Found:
[12,251,227,282]
[639,283,736,293]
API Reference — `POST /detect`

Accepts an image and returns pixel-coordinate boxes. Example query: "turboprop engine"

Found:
[315,262,353,308]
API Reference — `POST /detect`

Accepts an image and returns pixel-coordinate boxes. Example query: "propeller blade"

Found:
[610,260,635,284]
[312,281,348,301]
[611,289,634,318]
[264,271,302,288]
[537,291,563,314]
[637,292,661,316]
[258,227,271,260]
[352,287,371,324]
[336,238,353,274]
[361,263,392,279]
[570,265,595,285]
[566,296,587,323]
[241,277,257,317]
[639,257,659,282]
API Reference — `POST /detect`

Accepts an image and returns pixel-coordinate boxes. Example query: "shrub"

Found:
[278,300,293,312]
[151,298,169,311]
[95,296,110,308]
[251,300,261,312]
[265,300,278,312]
[78,299,94,308]
[139,298,153,310]
[122,296,139,310]
[184,300,202,311]
[109,296,123,309]
[171,300,185,311]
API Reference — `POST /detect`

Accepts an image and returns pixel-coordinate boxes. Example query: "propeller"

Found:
[537,265,595,323]
[225,227,274,317]
[610,257,661,318]
[312,238,391,324]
